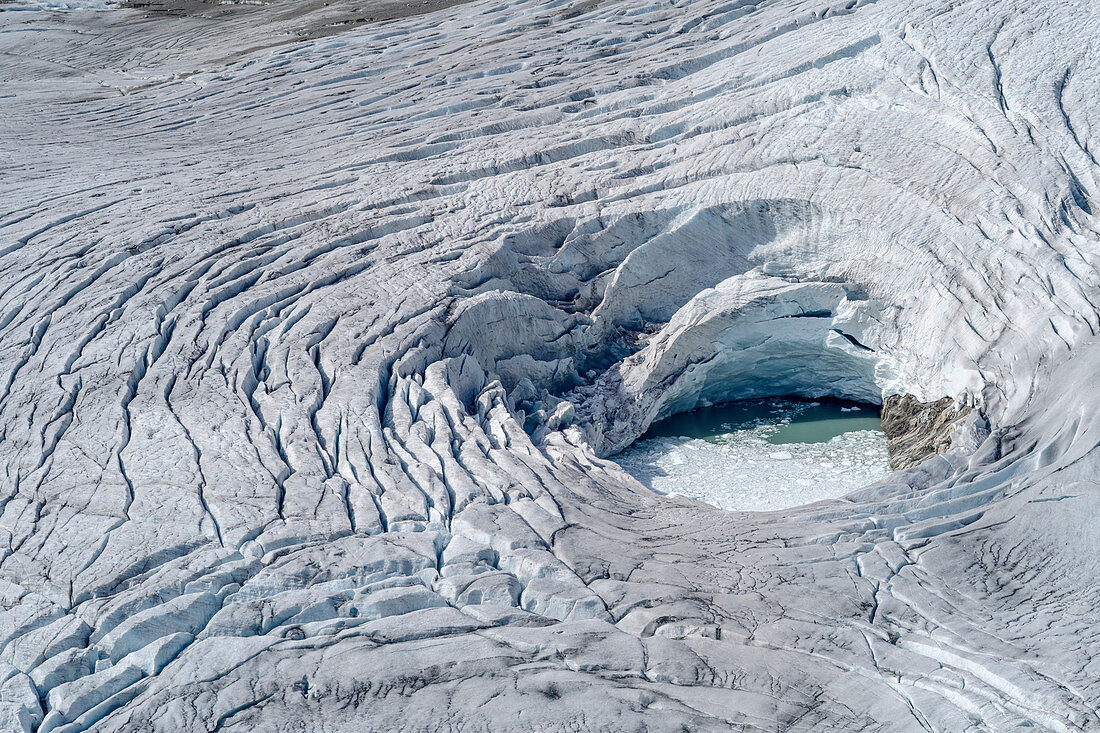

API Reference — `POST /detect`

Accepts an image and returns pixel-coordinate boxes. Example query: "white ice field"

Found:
[5,0,1100,729]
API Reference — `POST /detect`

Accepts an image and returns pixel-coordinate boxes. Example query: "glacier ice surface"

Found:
[2,0,1100,729]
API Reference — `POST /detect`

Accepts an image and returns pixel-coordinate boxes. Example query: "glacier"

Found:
[1,0,1100,730]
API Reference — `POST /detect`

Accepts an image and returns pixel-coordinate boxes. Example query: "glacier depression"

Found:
[1,0,1100,730]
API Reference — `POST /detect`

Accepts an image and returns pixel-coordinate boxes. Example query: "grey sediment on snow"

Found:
[118,0,480,47]
[2,0,1100,731]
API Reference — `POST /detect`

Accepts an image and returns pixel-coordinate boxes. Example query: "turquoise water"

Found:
[641,397,882,444]
[615,397,889,512]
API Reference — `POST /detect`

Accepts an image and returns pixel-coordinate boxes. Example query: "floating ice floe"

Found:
[615,409,889,512]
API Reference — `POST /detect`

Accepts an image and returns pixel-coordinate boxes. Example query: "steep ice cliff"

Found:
[1,0,1099,730]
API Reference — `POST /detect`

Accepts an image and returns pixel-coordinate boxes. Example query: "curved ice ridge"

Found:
[2,0,1100,730]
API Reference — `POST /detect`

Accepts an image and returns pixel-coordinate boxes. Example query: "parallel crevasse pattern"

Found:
[1,0,1099,730]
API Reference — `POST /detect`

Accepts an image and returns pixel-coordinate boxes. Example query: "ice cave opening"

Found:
[613,397,890,512]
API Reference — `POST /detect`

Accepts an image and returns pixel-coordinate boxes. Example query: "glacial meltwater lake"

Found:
[614,398,890,511]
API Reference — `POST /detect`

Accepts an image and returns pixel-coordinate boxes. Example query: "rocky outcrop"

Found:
[881,394,973,470]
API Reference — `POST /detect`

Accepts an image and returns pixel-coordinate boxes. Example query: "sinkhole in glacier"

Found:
[613,397,890,511]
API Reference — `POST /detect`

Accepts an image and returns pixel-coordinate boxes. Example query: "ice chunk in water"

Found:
[614,398,889,512]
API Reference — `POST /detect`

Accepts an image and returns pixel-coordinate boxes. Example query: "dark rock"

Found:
[881,394,970,470]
